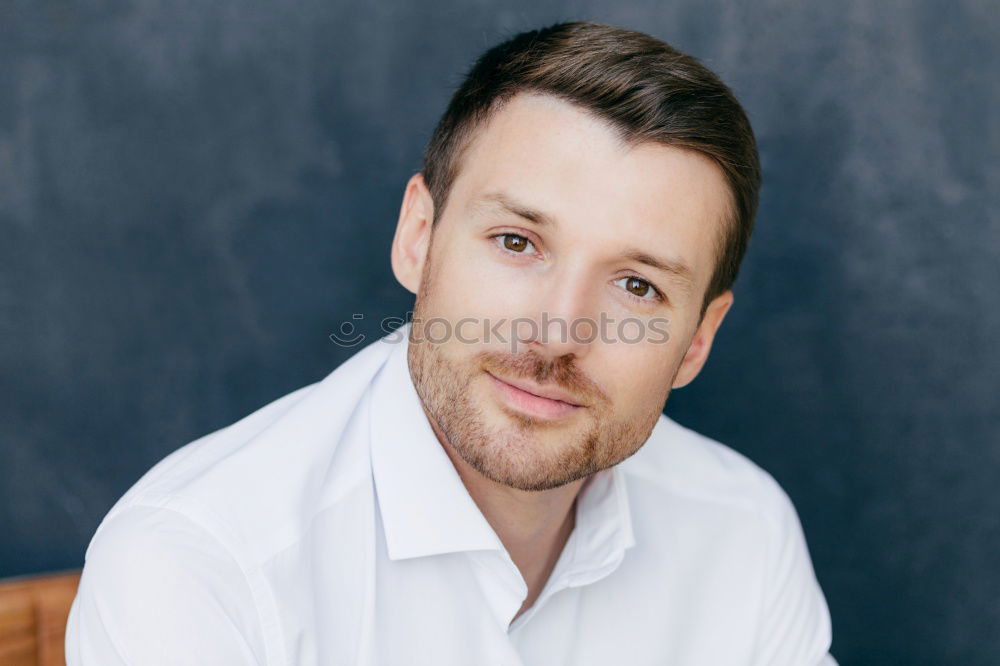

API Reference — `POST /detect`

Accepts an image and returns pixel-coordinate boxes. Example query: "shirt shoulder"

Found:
[621,413,796,526]
[620,414,835,665]
[92,333,396,568]
[66,505,266,665]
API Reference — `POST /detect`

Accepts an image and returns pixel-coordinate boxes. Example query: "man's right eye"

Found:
[494,233,535,254]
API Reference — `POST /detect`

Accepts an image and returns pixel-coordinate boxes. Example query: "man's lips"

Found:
[485,371,585,419]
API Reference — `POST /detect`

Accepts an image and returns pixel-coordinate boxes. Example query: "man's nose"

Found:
[514,266,600,360]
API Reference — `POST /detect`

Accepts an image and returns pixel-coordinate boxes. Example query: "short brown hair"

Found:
[421,21,761,321]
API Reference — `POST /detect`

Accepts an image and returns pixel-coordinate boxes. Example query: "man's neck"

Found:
[435,434,586,623]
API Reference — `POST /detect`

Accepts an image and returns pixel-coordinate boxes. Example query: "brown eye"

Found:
[501,234,531,253]
[626,277,650,297]
[614,276,661,303]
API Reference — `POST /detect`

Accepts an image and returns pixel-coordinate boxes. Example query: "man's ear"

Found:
[672,289,734,389]
[390,173,435,295]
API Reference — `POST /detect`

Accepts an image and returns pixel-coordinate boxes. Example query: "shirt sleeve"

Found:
[65,504,268,665]
[751,477,837,666]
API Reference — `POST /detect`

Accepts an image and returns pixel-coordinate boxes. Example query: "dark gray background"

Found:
[2,1,997,663]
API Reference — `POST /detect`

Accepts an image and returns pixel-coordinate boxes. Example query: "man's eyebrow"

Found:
[467,191,557,227]
[469,189,697,294]
[622,249,696,291]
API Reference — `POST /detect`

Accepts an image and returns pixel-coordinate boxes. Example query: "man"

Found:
[67,21,837,665]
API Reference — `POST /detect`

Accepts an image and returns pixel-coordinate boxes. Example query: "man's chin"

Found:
[451,431,593,492]
[466,457,588,492]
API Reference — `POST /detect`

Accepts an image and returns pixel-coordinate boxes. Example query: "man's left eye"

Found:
[614,276,660,301]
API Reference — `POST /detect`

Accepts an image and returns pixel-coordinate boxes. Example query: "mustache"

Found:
[476,349,610,407]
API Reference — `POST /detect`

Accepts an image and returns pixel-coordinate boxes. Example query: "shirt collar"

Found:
[369,323,635,571]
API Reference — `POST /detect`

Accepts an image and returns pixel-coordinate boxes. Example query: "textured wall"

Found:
[2,1,997,663]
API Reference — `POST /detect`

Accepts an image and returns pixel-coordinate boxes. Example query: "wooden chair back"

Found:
[0,571,81,666]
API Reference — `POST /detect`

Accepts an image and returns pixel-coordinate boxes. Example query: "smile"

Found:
[485,371,584,420]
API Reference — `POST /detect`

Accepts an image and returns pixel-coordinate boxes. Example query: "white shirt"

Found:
[66,323,837,665]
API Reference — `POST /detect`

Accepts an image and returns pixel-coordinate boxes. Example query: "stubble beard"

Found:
[405,256,668,492]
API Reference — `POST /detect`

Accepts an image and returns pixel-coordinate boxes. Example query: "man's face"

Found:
[399,93,733,492]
